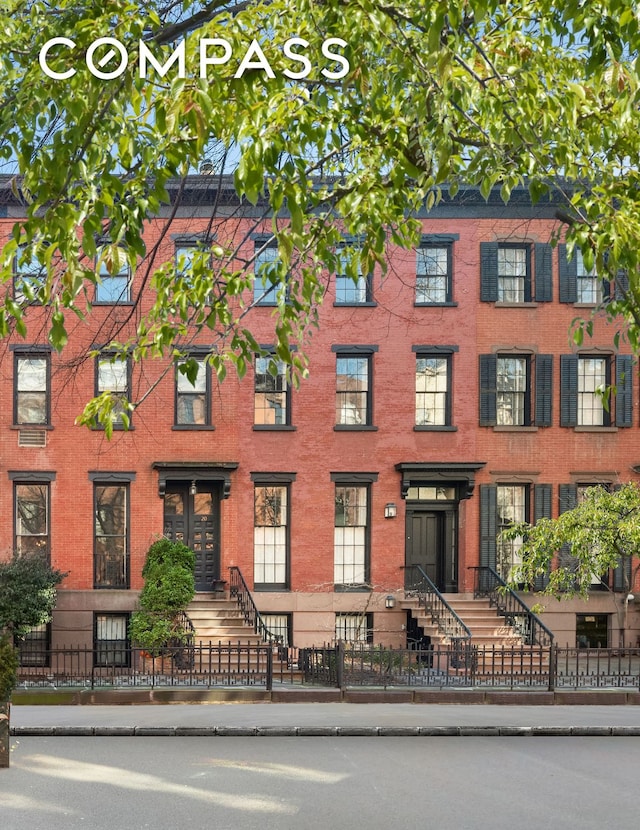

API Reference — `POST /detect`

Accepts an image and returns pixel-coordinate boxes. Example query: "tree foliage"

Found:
[2,1,640,423]
[0,554,66,642]
[501,483,640,597]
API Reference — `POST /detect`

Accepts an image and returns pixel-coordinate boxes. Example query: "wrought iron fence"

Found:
[15,642,640,691]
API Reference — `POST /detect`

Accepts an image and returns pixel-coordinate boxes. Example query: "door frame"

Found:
[404,503,458,593]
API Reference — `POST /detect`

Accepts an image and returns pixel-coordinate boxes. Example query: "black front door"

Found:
[163,484,220,591]
[405,508,456,592]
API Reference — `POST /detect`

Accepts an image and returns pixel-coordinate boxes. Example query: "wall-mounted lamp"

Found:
[385,595,396,609]
[190,481,197,496]
[384,502,397,519]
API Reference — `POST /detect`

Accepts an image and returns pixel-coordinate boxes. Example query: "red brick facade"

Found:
[1,180,638,649]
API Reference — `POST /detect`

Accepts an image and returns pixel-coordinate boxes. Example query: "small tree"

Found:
[501,483,640,598]
[130,539,196,654]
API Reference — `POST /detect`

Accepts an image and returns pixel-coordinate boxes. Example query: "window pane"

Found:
[95,485,127,588]
[335,613,370,643]
[578,357,606,425]
[496,357,527,425]
[415,356,447,425]
[576,250,602,304]
[336,357,369,424]
[254,357,287,424]
[496,485,526,579]
[98,359,127,392]
[254,486,287,585]
[498,247,527,302]
[254,246,278,303]
[95,613,129,667]
[416,247,448,304]
[16,484,48,555]
[14,248,45,302]
[334,486,367,585]
[176,361,208,425]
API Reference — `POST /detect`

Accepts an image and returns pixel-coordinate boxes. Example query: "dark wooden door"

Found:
[405,510,445,590]
[163,485,219,591]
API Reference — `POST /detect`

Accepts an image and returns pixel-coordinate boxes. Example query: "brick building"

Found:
[1,177,639,653]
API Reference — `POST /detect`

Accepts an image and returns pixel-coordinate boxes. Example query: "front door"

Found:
[163,484,220,591]
[405,508,456,592]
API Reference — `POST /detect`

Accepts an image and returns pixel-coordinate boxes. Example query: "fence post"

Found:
[266,645,273,692]
[548,643,556,692]
[336,641,345,690]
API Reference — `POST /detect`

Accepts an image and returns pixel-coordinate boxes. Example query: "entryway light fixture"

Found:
[190,480,197,496]
[385,595,396,609]
[384,502,397,519]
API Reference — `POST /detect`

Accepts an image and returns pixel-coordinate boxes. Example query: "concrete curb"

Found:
[10,725,640,737]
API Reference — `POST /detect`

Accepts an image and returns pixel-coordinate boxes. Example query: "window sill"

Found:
[494,301,538,308]
[414,425,457,432]
[11,424,54,430]
[253,425,297,431]
[492,425,538,432]
[253,585,290,592]
[334,425,378,431]
[93,301,134,306]
[334,584,372,593]
[414,301,458,308]
[333,302,377,308]
[91,426,135,432]
[172,425,215,431]
[573,426,617,432]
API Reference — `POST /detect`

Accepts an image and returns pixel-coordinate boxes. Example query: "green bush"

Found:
[0,554,66,640]
[0,636,19,703]
[130,539,196,654]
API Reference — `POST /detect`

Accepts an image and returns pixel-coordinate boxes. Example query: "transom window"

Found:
[254,356,289,426]
[415,355,449,426]
[334,485,368,586]
[498,245,530,302]
[15,353,49,425]
[15,483,49,557]
[416,245,450,304]
[496,357,528,426]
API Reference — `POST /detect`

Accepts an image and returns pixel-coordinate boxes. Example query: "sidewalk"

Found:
[10,699,640,737]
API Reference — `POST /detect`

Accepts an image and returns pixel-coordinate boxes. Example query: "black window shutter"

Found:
[479,484,497,572]
[480,242,498,302]
[534,244,552,302]
[613,557,632,592]
[560,355,578,427]
[558,244,577,303]
[558,485,578,579]
[479,354,497,425]
[614,269,629,300]
[615,354,633,427]
[533,484,552,590]
[534,354,553,426]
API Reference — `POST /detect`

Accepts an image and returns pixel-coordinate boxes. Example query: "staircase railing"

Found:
[405,565,472,642]
[469,566,554,647]
[228,566,284,644]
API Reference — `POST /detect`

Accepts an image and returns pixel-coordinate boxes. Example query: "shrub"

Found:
[0,635,19,703]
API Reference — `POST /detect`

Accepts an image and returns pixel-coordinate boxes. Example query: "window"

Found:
[416,245,451,304]
[335,612,373,643]
[561,354,633,428]
[94,484,128,588]
[18,624,50,667]
[175,359,210,426]
[575,250,602,305]
[480,242,552,303]
[496,484,528,580]
[174,243,212,306]
[14,353,49,425]
[15,482,49,557]
[254,356,289,426]
[334,484,369,586]
[260,613,292,646]
[479,354,552,427]
[415,354,450,426]
[253,243,279,305]
[335,353,373,427]
[14,246,45,304]
[558,245,623,304]
[335,246,372,304]
[480,483,551,589]
[95,249,131,303]
[578,357,608,426]
[576,614,609,648]
[254,484,289,588]
[95,613,130,667]
[96,355,130,427]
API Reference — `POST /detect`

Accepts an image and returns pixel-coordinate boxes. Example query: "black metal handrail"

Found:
[405,565,472,641]
[228,566,283,644]
[469,566,554,647]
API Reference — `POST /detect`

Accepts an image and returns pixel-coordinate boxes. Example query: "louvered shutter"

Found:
[479,354,497,425]
[480,242,499,302]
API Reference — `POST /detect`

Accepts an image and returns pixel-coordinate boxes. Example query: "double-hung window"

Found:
[175,358,210,426]
[254,355,290,426]
[415,243,452,304]
[576,250,602,305]
[334,346,377,428]
[479,353,552,427]
[14,246,45,304]
[498,245,529,302]
[415,354,450,426]
[335,245,372,305]
[333,475,376,588]
[95,613,130,667]
[253,481,290,589]
[14,481,50,557]
[253,242,279,305]
[14,352,49,425]
[560,353,633,428]
[496,484,528,580]
[94,481,129,589]
[96,355,130,428]
[95,249,131,303]
[480,242,552,303]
